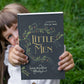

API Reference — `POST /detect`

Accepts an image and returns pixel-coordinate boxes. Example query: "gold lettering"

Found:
[50,36,53,42]
[43,36,45,42]
[46,36,48,42]
[43,46,44,53]
[41,45,42,54]
[38,36,40,42]
[47,47,52,52]
[35,45,40,49]
[35,45,40,54]
[35,35,36,42]
[32,35,34,44]
[32,35,53,54]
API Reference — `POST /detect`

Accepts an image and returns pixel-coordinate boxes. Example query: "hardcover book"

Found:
[18,12,65,79]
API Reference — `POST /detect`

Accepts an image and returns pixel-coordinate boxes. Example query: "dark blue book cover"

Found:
[18,12,65,79]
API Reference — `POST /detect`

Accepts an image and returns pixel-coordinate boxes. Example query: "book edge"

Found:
[17,12,63,15]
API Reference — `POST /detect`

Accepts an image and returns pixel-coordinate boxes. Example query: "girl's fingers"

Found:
[58,51,74,71]
[18,57,29,64]
[13,53,28,64]
[58,59,74,71]
[14,50,27,59]
[14,45,24,53]
[59,51,70,60]
[58,53,72,65]
[12,56,29,66]
[63,63,75,71]
[11,58,22,66]
[9,45,29,66]
[13,45,29,63]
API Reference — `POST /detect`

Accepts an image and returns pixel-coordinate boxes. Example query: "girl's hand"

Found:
[8,45,29,66]
[58,51,74,71]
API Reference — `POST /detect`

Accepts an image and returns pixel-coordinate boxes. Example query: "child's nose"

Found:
[14,33,18,40]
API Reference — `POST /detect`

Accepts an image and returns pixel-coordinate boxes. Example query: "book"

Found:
[18,12,65,79]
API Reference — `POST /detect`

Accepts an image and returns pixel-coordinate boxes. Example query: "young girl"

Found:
[0,3,74,84]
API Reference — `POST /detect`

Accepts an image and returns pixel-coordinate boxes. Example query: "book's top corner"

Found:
[17,12,63,15]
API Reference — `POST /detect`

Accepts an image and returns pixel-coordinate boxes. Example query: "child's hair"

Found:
[4,3,29,14]
[0,3,29,41]
[0,12,17,41]
[0,3,29,84]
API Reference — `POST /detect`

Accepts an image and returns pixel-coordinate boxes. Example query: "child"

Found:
[0,3,74,84]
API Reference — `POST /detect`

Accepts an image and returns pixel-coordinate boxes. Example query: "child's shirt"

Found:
[4,45,60,84]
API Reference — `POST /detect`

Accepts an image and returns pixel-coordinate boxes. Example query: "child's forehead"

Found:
[2,23,17,36]
[1,23,17,34]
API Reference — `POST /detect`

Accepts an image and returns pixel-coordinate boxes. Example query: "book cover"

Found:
[18,12,65,79]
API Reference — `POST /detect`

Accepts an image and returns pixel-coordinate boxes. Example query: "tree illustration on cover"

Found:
[20,22,63,62]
